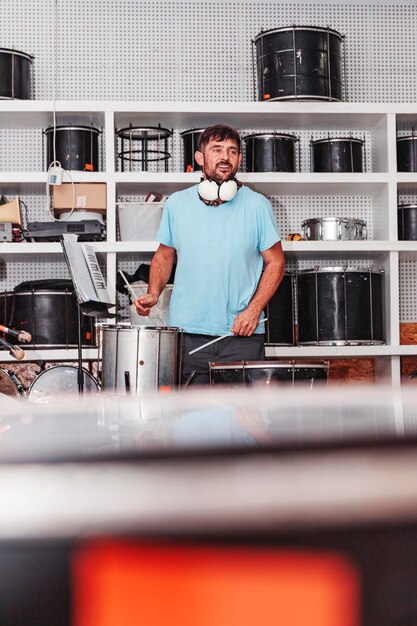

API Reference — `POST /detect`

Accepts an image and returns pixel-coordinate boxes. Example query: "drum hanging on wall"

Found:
[310,137,365,172]
[252,25,344,102]
[397,135,417,172]
[243,133,298,172]
[398,204,417,240]
[0,279,96,349]
[0,48,34,99]
[44,125,101,171]
[180,128,204,172]
[296,267,385,346]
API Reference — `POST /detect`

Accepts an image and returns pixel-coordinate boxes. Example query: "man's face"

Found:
[195,137,242,184]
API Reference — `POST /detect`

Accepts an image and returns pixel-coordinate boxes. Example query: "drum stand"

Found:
[77,304,84,394]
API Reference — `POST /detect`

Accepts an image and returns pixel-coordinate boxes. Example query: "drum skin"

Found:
[99,324,182,394]
[296,268,384,345]
[44,125,100,171]
[180,129,204,172]
[209,361,328,387]
[398,205,417,240]
[254,26,343,102]
[0,48,33,99]
[264,273,294,346]
[311,138,364,173]
[28,366,98,401]
[397,136,417,172]
[243,133,297,172]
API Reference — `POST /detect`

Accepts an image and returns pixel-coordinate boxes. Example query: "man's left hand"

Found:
[231,309,261,336]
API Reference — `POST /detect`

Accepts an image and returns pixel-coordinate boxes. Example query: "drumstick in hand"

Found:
[0,324,31,343]
[0,336,25,360]
[189,318,268,355]
[118,270,139,301]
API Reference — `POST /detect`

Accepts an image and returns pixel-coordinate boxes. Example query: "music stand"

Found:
[61,234,116,393]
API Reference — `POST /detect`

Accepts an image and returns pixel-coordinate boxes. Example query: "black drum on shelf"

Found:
[296,267,384,346]
[253,26,344,102]
[310,137,364,173]
[397,135,417,172]
[398,204,417,240]
[243,133,298,172]
[0,280,96,349]
[180,128,204,172]
[264,272,294,346]
[209,360,329,387]
[0,48,33,99]
[44,125,101,171]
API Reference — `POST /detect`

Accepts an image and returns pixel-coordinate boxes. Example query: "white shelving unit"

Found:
[0,100,417,386]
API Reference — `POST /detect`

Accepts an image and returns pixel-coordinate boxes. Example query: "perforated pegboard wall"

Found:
[2,0,416,102]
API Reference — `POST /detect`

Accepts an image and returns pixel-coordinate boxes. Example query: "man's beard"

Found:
[204,162,237,184]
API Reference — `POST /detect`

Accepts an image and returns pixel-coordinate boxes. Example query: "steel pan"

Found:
[302,217,367,241]
[209,360,329,387]
[180,128,204,172]
[44,124,101,171]
[397,135,417,172]
[0,48,33,99]
[264,272,295,346]
[99,324,182,395]
[398,204,417,240]
[311,137,364,172]
[243,132,298,172]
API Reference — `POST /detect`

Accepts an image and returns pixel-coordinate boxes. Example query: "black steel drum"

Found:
[296,267,384,346]
[243,133,298,172]
[180,128,204,172]
[264,272,294,346]
[397,135,417,172]
[253,26,344,102]
[311,137,364,173]
[44,125,101,171]
[0,48,33,99]
[0,280,96,349]
[398,204,417,240]
[209,360,329,387]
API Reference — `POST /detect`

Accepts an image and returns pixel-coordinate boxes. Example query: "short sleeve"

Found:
[156,198,174,247]
[258,198,281,251]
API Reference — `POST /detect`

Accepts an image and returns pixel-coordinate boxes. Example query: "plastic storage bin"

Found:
[117,201,164,241]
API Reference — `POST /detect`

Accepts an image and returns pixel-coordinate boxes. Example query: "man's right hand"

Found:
[134,292,159,316]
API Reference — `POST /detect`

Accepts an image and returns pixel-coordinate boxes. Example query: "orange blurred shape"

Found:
[159,385,172,393]
[73,541,359,626]
[263,94,271,99]
[186,165,193,172]
[84,163,94,171]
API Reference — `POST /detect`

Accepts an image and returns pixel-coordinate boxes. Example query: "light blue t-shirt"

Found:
[156,184,281,335]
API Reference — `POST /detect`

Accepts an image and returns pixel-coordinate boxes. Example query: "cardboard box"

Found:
[52,183,107,214]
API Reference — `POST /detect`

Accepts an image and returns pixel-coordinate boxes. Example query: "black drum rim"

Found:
[180,128,205,136]
[116,126,172,140]
[0,48,34,61]
[243,132,298,141]
[398,204,417,209]
[297,266,383,274]
[311,137,364,146]
[44,125,101,135]
[253,25,343,44]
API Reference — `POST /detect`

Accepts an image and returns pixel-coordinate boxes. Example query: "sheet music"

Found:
[61,234,114,314]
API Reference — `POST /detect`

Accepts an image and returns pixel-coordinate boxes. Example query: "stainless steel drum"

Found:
[209,361,329,387]
[28,365,98,402]
[264,272,295,346]
[0,48,34,99]
[180,128,204,172]
[302,217,367,241]
[0,368,24,397]
[243,133,299,172]
[398,204,417,240]
[310,137,365,172]
[296,267,385,346]
[252,25,344,102]
[99,324,183,394]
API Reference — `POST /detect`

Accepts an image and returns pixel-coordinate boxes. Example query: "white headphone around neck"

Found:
[198,177,239,204]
